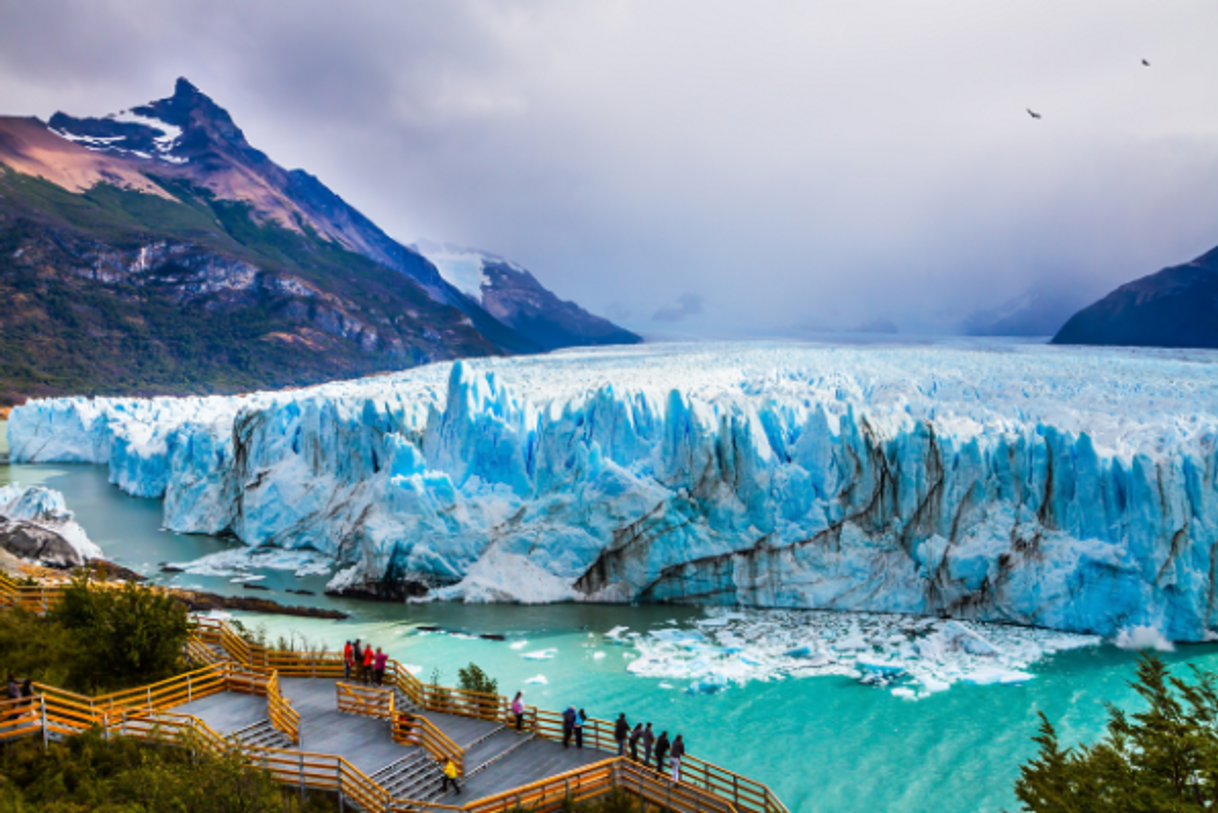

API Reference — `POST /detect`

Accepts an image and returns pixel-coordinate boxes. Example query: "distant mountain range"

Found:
[963,287,1088,338]
[411,241,641,351]
[1053,245,1218,349]
[0,78,638,404]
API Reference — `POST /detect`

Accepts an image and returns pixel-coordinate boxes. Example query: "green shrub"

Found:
[458,663,498,696]
[0,727,336,812]
[0,580,191,695]
[1016,654,1218,811]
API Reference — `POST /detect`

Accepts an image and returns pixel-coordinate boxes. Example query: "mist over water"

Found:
[6,456,1218,812]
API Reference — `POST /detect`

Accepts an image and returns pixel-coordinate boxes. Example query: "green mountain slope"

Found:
[0,168,498,404]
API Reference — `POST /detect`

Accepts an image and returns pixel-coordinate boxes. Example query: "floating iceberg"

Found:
[9,341,1218,639]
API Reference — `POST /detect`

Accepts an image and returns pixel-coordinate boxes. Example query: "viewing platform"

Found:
[0,581,789,813]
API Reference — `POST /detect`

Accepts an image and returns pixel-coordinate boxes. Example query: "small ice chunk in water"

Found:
[522,648,558,660]
[525,674,548,685]
[891,687,918,700]
[605,626,630,639]
[593,651,606,660]
[510,640,529,650]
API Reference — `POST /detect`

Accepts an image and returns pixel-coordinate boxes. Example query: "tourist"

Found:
[373,647,388,686]
[670,734,685,782]
[654,731,670,773]
[361,644,374,686]
[440,757,461,794]
[562,705,576,748]
[5,674,18,701]
[19,679,32,699]
[614,713,629,756]
[574,708,587,749]
[351,638,362,682]
[642,723,655,767]
[343,640,354,680]
[629,722,643,761]
[511,691,525,732]
[397,710,418,744]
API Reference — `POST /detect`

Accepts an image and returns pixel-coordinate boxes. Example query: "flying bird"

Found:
[1026,108,1042,119]
[1142,59,1150,66]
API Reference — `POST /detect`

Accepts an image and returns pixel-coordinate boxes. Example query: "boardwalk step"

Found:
[372,751,446,801]
[232,719,292,751]
[466,732,536,778]
[461,724,506,750]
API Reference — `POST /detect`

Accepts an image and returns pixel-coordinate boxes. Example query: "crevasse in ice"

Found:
[8,342,1218,639]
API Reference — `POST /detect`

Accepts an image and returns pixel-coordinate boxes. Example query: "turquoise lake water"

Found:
[4,448,1217,813]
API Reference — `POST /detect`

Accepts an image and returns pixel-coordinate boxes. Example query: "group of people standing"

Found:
[553,698,686,782]
[615,714,686,782]
[343,639,389,687]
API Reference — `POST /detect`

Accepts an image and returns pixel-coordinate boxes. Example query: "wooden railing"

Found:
[414,715,465,778]
[0,571,66,614]
[336,682,394,719]
[267,672,301,745]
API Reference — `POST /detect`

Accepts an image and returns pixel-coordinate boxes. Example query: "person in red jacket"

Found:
[343,640,354,680]
[362,644,375,686]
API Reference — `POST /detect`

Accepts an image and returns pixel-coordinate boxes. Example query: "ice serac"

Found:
[9,342,1218,640]
[0,483,102,566]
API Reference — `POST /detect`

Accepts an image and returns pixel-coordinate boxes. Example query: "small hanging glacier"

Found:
[8,342,1218,640]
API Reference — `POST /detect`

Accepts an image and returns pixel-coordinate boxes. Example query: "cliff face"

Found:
[1053,245,1218,348]
[11,342,1218,640]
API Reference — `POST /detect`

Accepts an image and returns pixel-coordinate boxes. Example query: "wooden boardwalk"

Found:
[0,606,787,813]
[173,677,607,802]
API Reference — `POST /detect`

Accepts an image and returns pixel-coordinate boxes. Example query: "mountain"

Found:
[963,286,1088,337]
[1052,245,1218,348]
[412,242,641,351]
[0,79,637,404]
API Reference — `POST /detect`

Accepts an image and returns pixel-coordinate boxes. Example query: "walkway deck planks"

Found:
[173,677,607,801]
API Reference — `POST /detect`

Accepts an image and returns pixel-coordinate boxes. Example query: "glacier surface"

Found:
[9,341,1218,639]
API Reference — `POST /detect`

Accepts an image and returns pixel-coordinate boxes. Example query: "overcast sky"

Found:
[3,0,1218,337]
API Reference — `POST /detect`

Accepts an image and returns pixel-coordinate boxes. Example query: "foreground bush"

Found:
[1016,654,1218,811]
[0,579,191,694]
[0,728,335,813]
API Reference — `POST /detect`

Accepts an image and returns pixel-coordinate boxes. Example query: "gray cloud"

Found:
[652,293,705,323]
[2,0,1218,337]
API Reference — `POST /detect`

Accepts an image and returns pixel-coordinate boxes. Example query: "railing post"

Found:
[188,674,193,703]
[337,764,345,813]
[40,696,48,750]
[146,687,152,711]
[299,752,306,802]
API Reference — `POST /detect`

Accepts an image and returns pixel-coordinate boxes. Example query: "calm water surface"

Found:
[3,438,1215,813]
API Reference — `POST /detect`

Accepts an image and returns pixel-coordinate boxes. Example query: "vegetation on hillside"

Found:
[0,168,495,405]
[0,729,336,813]
[0,580,191,694]
[1016,654,1218,811]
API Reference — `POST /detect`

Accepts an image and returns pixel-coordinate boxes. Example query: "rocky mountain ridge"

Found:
[0,79,638,403]
[1053,244,1218,348]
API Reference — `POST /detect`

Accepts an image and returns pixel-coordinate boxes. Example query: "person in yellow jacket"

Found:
[440,757,461,794]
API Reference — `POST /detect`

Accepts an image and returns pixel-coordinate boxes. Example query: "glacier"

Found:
[8,341,1218,639]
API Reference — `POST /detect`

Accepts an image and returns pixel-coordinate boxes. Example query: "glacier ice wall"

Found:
[9,342,1218,639]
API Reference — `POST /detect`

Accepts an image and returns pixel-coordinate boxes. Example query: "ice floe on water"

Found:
[167,547,333,579]
[620,609,1099,699]
[525,674,549,684]
[521,648,558,661]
